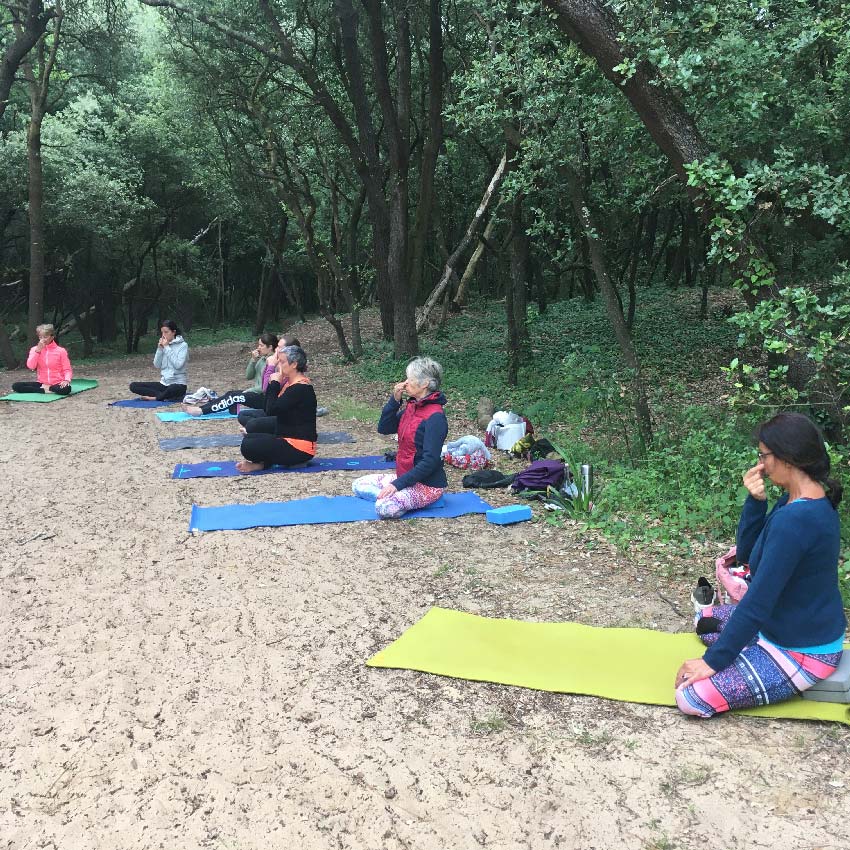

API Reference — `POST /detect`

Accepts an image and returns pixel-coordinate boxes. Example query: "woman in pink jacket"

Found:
[13,324,73,395]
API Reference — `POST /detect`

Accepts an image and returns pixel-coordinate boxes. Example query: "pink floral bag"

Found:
[715,546,751,603]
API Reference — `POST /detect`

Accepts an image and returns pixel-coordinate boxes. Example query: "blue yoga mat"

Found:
[159,431,356,451]
[189,492,493,531]
[110,398,178,408]
[173,456,395,479]
[157,410,237,422]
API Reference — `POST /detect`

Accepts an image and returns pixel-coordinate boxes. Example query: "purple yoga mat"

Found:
[173,456,395,479]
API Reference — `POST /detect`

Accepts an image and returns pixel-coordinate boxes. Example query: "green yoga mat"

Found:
[367,607,850,724]
[1,378,98,402]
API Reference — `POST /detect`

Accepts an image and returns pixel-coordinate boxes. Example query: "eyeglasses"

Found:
[757,451,774,461]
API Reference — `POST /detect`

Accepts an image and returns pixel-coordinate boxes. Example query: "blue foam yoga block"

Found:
[486,504,532,525]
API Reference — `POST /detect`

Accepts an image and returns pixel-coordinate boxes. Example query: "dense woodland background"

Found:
[2,1,849,572]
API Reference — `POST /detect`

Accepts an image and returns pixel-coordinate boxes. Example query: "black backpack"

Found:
[462,469,517,489]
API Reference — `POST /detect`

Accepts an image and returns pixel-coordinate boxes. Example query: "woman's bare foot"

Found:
[235,460,265,474]
[183,404,203,416]
[140,395,158,401]
[238,425,247,435]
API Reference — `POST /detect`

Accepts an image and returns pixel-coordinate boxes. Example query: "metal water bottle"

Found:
[580,464,593,496]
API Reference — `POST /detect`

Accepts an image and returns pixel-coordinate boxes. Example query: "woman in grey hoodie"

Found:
[129,320,189,401]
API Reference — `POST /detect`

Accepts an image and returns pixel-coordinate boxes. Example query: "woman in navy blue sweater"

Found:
[676,412,846,717]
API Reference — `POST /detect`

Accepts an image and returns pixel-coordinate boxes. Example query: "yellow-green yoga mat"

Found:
[367,607,850,724]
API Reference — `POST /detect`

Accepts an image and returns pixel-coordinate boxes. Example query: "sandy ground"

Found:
[2,315,849,850]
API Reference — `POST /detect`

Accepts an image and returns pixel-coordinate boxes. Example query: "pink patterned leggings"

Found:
[352,473,444,519]
[676,604,842,718]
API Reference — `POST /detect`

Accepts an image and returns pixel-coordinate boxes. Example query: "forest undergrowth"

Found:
[10,287,847,609]
[355,288,850,609]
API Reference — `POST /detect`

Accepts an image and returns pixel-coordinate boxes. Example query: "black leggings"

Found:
[245,415,277,434]
[201,390,264,415]
[129,381,186,401]
[12,381,71,395]
[240,434,313,468]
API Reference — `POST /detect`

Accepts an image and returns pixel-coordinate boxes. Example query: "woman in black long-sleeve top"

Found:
[236,346,317,473]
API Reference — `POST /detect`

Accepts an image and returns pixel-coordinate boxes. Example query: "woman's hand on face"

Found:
[675,657,715,690]
[252,348,261,360]
[158,336,168,348]
[392,380,407,402]
[743,463,767,500]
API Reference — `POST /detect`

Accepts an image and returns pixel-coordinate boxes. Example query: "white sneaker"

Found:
[691,577,717,614]
[183,387,218,403]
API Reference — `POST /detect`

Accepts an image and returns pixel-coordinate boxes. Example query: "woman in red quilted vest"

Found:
[353,356,448,518]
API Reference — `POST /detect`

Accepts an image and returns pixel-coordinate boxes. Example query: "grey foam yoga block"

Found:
[802,651,850,703]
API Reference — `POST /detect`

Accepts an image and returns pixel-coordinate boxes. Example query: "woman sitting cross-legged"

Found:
[243,331,280,396]
[236,345,317,474]
[129,320,188,401]
[675,412,846,718]
[13,324,73,395]
[236,335,301,424]
[352,356,448,519]
[183,332,285,417]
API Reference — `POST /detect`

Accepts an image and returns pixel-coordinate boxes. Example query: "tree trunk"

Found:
[544,1,711,178]
[0,2,55,123]
[335,0,395,341]
[565,163,653,448]
[25,104,46,343]
[407,0,444,302]
[505,251,521,387]
[508,191,529,345]
[416,152,507,332]
[454,210,498,306]
[76,309,94,358]
[20,5,62,343]
[350,308,362,358]
[578,232,595,300]
[623,209,644,330]
[253,258,270,336]
[320,303,356,363]
[667,205,690,289]
[542,0,773,301]
[0,317,20,369]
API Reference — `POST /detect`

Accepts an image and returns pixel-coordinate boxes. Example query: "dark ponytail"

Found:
[823,478,843,509]
[758,412,843,508]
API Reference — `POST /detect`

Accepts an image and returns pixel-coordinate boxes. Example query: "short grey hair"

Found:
[36,323,56,337]
[281,345,308,373]
[406,356,442,392]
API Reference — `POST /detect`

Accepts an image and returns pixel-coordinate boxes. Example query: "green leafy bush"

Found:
[357,292,850,569]
[724,270,850,437]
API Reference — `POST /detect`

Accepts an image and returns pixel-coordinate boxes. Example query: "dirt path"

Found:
[2,316,848,850]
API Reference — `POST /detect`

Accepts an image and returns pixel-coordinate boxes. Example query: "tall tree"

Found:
[0,1,57,123]
[139,0,448,357]
[17,0,62,341]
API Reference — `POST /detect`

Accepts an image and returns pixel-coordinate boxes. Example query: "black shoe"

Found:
[691,577,716,612]
[696,615,722,636]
